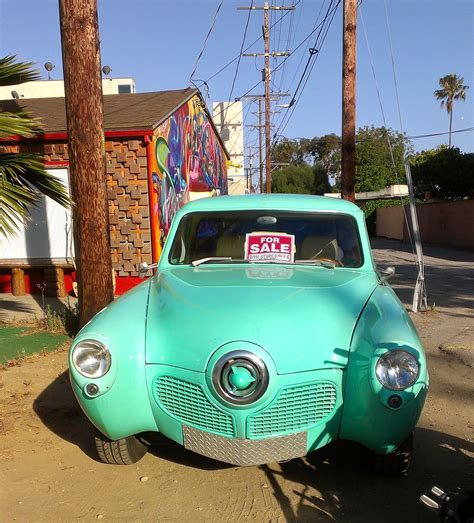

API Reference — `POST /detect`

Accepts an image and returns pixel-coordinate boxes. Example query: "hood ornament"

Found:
[212,350,269,405]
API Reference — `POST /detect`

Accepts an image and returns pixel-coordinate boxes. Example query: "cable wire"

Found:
[359,5,418,267]
[212,0,340,123]
[222,0,254,126]
[199,0,303,87]
[272,0,340,143]
[189,0,225,84]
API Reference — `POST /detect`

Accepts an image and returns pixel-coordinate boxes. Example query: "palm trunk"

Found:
[448,108,453,147]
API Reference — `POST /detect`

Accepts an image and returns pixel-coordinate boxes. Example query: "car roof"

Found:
[180,194,362,215]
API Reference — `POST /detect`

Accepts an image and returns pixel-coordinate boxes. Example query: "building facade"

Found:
[0,89,228,295]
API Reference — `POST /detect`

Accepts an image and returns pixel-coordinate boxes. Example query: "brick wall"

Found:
[1,138,153,277]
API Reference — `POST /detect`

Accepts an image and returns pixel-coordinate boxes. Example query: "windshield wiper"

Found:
[293,259,336,268]
[191,257,233,267]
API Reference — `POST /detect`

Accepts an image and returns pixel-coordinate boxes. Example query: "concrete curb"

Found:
[439,327,474,368]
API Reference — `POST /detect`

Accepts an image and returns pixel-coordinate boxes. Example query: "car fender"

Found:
[339,284,429,453]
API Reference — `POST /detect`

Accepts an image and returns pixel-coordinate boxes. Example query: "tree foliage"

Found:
[410,146,473,200]
[271,127,412,194]
[0,55,69,236]
[355,126,407,192]
[272,164,330,195]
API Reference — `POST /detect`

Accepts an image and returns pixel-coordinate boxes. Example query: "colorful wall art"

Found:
[149,95,228,259]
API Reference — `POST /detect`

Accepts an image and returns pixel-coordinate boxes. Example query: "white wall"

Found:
[0,168,73,262]
[212,101,245,193]
[0,78,136,99]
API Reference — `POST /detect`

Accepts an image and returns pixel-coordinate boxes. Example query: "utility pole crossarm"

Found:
[237,5,295,10]
[243,52,291,57]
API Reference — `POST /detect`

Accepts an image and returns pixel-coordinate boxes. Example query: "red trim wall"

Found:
[145,136,157,264]
[0,129,154,142]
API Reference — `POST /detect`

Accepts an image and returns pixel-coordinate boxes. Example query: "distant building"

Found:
[212,101,246,195]
[324,185,409,201]
[0,78,136,100]
[0,88,228,296]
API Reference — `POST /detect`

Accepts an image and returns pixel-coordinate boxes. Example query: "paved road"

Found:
[371,238,474,318]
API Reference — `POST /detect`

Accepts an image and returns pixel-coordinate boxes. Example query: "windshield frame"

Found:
[165,209,367,270]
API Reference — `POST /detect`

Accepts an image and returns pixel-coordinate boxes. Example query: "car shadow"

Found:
[259,428,474,522]
[33,373,473,521]
[33,370,99,462]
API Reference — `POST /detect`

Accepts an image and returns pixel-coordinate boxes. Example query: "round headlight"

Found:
[72,340,111,379]
[375,350,419,390]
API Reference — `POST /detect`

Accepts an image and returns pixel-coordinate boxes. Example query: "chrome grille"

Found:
[248,381,337,438]
[154,376,235,437]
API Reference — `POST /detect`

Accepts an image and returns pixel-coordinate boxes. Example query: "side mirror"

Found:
[138,261,158,278]
[377,266,395,282]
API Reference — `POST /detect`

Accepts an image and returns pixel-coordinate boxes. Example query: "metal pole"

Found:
[59,0,114,327]
[341,0,357,202]
[264,1,272,193]
[404,161,428,312]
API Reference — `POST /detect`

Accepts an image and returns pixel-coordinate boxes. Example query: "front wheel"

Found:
[374,433,413,476]
[95,431,147,465]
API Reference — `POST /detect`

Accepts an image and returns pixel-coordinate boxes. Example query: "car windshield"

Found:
[169,210,363,268]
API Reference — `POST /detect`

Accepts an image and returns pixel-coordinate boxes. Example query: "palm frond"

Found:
[0,153,70,208]
[0,112,43,139]
[0,179,38,236]
[0,55,41,86]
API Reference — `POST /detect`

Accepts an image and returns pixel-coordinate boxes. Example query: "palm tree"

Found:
[0,55,69,236]
[434,74,469,147]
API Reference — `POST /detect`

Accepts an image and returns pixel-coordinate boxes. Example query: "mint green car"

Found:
[69,194,428,474]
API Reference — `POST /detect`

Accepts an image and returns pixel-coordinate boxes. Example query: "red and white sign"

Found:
[245,232,295,263]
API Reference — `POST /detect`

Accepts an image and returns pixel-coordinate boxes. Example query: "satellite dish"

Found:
[102,65,112,78]
[11,90,19,99]
[44,62,55,80]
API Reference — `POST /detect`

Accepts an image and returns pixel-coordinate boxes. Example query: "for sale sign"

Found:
[245,232,295,263]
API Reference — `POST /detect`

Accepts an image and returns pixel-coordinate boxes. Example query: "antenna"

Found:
[44,62,55,80]
[102,65,112,79]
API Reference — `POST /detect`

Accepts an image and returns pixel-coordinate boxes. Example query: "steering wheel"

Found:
[314,257,344,267]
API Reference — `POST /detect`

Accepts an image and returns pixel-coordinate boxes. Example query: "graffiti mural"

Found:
[149,95,228,258]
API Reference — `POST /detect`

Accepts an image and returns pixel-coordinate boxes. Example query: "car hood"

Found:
[146,265,379,374]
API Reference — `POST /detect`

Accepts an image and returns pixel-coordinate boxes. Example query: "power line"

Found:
[223,0,254,125]
[407,126,474,139]
[198,0,302,86]
[212,1,340,123]
[189,0,226,84]
[272,0,341,143]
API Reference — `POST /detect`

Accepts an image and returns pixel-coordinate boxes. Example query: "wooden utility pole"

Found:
[341,0,357,202]
[263,2,272,193]
[258,97,264,192]
[59,0,114,327]
[239,3,293,193]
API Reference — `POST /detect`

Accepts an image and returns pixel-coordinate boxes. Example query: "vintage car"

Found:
[69,194,428,474]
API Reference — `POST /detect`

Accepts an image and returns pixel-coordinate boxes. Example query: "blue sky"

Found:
[1,0,473,153]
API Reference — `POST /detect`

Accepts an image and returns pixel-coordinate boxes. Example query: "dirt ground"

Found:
[1,241,473,522]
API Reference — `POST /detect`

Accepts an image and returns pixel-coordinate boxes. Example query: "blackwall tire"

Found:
[94,431,147,465]
[375,433,413,476]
